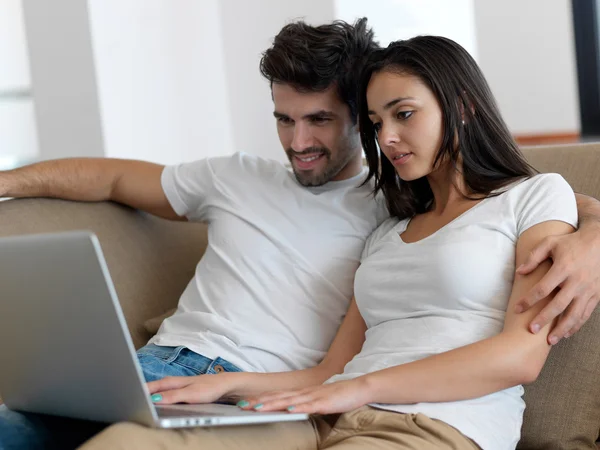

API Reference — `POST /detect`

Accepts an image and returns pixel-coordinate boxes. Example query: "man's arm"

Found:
[575,192,600,226]
[0,158,184,221]
[516,193,600,343]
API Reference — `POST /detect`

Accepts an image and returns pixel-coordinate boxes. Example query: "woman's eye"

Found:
[373,122,382,132]
[397,111,413,120]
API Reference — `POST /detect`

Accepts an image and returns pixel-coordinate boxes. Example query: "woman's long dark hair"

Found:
[359,36,535,219]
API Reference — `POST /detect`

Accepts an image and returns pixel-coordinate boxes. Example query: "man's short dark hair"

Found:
[260,18,378,123]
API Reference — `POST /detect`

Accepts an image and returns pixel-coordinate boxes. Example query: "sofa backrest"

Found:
[522,142,600,200]
[0,199,207,348]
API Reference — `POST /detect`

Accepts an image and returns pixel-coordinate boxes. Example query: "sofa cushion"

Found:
[518,143,600,449]
[517,308,600,449]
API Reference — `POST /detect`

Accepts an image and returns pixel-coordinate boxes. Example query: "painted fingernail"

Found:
[151,394,163,403]
[564,332,571,339]
[531,324,540,333]
[549,336,559,345]
[516,264,524,272]
[236,400,249,407]
[287,406,296,411]
[253,403,264,410]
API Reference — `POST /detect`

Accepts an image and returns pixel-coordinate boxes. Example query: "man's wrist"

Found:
[0,174,7,198]
[0,172,17,198]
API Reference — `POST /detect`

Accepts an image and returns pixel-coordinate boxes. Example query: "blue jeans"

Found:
[0,345,242,450]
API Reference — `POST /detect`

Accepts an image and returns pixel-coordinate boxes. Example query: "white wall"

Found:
[474,0,580,134]
[0,0,31,90]
[335,0,478,57]
[0,0,38,169]
[21,0,105,160]
[88,0,234,165]
[219,0,335,162]
[14,1,582,168]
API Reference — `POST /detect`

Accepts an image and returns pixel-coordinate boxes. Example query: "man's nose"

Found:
[291,123,315,151]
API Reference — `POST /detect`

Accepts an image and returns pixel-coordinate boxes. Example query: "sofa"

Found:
[0,142,599,449]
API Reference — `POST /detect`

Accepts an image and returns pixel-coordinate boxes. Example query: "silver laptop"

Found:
[0,231,308,428]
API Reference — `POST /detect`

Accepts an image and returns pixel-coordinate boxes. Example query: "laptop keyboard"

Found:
[157,407,228,417]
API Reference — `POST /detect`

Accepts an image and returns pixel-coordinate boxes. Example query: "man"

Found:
[1,18,599,450]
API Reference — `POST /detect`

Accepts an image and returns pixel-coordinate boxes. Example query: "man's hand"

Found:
[147,373,242,405]
[515,222,600,344]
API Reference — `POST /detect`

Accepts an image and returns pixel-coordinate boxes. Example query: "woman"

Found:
[81,36,577,450]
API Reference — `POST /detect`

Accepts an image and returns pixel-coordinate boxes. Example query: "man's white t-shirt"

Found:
[327,174,578,450]
[149,152,389,373]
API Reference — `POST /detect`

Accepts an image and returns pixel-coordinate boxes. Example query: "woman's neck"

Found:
[426,166,472,215]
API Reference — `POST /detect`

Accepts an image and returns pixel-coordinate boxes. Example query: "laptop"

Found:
[0,231,308,428]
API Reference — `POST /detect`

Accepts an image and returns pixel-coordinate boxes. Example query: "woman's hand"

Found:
[237,378,371,415]
[147,373,242,405]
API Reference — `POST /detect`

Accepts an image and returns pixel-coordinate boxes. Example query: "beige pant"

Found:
[79,406,481,450]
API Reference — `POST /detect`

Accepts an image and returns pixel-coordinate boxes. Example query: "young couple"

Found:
[1,18,600,450]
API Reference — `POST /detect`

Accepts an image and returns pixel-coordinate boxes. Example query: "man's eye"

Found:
[311,117,330,124]
[397,111,413,120]
[278,117,293,124]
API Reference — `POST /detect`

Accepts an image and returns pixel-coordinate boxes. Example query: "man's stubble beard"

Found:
[287,144,358,187]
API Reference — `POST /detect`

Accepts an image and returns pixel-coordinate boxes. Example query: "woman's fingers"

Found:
[147,376,194,394]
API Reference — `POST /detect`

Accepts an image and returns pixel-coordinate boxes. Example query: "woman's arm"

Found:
[148,298,367,404]
[243,219,575,414]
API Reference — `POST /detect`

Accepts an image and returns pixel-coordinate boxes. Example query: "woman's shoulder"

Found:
[496,173,577,235]
[500,173,573,197]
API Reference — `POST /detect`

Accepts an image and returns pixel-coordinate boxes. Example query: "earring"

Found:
[462,120,465,125]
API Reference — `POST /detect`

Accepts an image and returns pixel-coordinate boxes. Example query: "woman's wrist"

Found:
[218,372,249,399]
[352,374,382,405]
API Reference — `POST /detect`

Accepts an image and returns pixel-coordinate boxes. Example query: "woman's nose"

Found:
[379,124,401,146]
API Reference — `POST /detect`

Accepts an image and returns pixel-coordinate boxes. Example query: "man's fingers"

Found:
[147,376,193,394]
[516,237,554,276]
[567,296,599,337]
[527,282,579,333]
[546,297,587,344]
[515,264,565,313]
